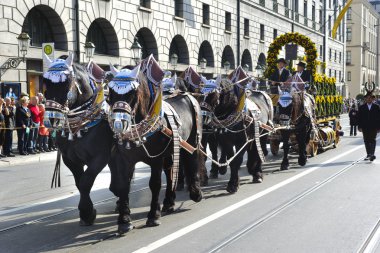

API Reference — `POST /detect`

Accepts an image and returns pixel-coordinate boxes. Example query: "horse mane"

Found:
[214,79,238,119]
[175,77,189,92]
[291,92,303,122]
[134,72,151,122]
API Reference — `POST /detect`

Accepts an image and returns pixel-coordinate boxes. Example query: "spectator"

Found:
[37,103,50,152]
[0,98,5,158]
[349,104,358,136]
[2,97,15,157]
[27,96,40,154]
[16,96,31,155]
[37,93,46,105]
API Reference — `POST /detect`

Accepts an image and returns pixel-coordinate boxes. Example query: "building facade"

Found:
[346,0,380,98]
[0,0,345,97]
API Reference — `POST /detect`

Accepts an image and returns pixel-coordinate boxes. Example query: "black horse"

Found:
[176,67,221,185]
[276,89,313,170]
[212,67,271,193]
[43,54,114,225]
[107,56,203,234]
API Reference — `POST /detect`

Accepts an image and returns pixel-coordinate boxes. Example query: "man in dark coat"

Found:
[358,91,380,161]
[15,96,31,155]
[294,61,311,89]
[349,104,358,136]
[270,58,290,94]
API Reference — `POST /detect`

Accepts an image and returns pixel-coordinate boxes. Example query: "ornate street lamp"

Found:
[17,32,30,62]
[255,63,264,77]
[1,32,30,80]
[170,53,178,70]
[84,41,95,62]
[223,61,231,75]
[200,58,207,72]
[243,64,250,73]
[131,37,142,64]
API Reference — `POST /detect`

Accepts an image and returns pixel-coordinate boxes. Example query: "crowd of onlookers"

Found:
[0,92,57,158]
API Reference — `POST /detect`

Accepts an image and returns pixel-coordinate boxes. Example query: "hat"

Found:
[296,61,306,68]
[364,91,376,98]
[277,58,287,64]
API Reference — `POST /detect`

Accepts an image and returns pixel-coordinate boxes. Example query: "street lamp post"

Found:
[0,32,30,80]
[200,58,207,73]
[170,53,178,71]
[224,61,230,75]
[255,64,264,77]
[131,37,142,64]
[243,64,249,73]
[84,41,95,63]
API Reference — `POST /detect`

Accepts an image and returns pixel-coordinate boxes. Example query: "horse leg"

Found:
[226,140,243,194]
[208,134,219,179]
[260,131,269,156]
[218,135,228,175]
[162,156,176,214]
[62,157,84,190]
[297,124,308,166]
[146,160,163,227]
[199,135,209,186]
[247,141,263,183]
[281,131,290,170]
[183,149,203,202]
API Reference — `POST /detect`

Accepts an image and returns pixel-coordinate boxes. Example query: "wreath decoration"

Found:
[265,32,318,79]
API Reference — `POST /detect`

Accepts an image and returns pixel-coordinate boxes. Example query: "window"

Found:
[320,45,323,58]
[346,27,352,41]
[339,71,341,81]
[312,2,315,21]
[329,48,332,59]
[260,24,265,41]
[328,15,332,35]
[339,52,341,62]
[87,21,108,55]
[244,19,249,37]
[203,4,210,25]
[273,28,278,39]
[140,0,151,8]
[347,7,352,20]
[225,12,231,31]
[295,0,299,13]
[175,0,184,18]
[347,71,351,81]
[334,69,337,77]
[334,50,337,61]
[284,0,289,17]
[304,1,308,17]
[346,51,352,64]
[329,69,332,77]
[23,8,54,48]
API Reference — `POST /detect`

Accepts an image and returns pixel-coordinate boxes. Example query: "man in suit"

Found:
[358,90,380,161]
[16,96,31,155]
[294,61,311,89]
[270,58,290,94]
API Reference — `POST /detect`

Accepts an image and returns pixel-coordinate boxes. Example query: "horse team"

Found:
[42,53,314,234]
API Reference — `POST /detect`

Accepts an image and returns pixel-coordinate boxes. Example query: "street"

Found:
[1,115,380,253]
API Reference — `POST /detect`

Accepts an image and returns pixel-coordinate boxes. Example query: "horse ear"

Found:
[130,64,141,79]
[65,52,74,67]
[109,63,119,76]
[43,53,53,65]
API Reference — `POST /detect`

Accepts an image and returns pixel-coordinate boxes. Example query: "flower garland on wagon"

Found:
[264,32,318,78]
[314,73,343,117]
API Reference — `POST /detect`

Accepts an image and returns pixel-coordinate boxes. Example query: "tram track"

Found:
[207,155,365,253]
[358,218,380,253]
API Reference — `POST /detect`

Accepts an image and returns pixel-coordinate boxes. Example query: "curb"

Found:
[0,151,58,167]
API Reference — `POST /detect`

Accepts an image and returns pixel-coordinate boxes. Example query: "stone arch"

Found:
[221,45,235,69]
[169,35,189,65]
[258,53,266,66]
[241,49,253,71]
[135,28,159,60]
[22,5,68,50]
[86,18,119,56]
[198,41,214,67]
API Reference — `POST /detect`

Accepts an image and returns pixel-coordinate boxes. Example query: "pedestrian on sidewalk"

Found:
[27,96,40,154]
[16,96,31,155]
[0,98,6,158]
[349,104,358,136]
[37,103,50,152]
[2,97,15,157]
[358,91,380,161]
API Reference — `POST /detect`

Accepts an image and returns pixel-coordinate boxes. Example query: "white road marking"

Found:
[133,143,366,253]
[362,222,380,253]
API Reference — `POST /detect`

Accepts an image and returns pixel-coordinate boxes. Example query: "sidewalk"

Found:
[0,151,57,167]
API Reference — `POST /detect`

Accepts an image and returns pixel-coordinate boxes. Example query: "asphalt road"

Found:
[1,115,380,253]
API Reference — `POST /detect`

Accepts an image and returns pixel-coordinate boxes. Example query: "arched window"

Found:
[22,5,67,50]
[87,22,108,55]
[86,18,119,56]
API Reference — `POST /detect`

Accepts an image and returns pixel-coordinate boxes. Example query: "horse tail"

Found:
[51,148,62,188]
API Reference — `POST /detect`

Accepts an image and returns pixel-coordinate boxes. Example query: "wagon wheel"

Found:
[270,140,280,156]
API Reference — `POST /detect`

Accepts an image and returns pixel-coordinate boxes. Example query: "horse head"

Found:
[278,88,304,126]
[177,66,203,93]
[43,53,96,129]
[199,75,221,126]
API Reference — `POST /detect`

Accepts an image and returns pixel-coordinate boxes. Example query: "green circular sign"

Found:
[44,45,53,55]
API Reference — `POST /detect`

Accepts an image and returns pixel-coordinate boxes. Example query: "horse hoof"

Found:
[79,209,97,226]
[146,218,161,227]
[209,170,218,179]
[162,204,175,214]
[176,182,185,191]
[219,166,227,175]
[118,222,134,235]
[252,177,263,183]
[189,189,203,203]
[298,158,307,166]
[280,165,289,171]
[226,184,239,194]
